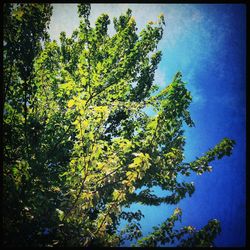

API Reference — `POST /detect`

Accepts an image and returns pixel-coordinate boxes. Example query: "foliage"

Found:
[2,3,235,247]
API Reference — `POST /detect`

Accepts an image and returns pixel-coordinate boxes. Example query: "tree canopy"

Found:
[2,3,235,247]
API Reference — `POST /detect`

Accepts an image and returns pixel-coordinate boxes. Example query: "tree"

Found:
[2,3,235,247]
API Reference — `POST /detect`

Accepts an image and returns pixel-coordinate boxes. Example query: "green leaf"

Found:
[56,209,64,221]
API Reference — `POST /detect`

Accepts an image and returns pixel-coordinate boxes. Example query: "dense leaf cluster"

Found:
[3,3,235,247]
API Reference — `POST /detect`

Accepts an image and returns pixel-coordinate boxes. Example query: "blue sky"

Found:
[49,4,246,247]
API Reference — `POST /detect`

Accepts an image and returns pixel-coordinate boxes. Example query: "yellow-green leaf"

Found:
[67,99,75,108]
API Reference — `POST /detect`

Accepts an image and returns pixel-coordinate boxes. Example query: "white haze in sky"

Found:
[48,4,221,107]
